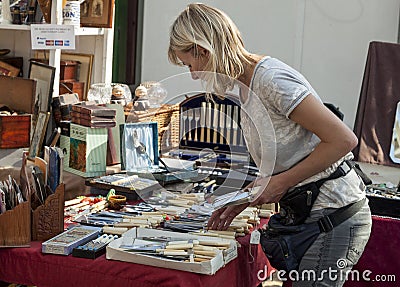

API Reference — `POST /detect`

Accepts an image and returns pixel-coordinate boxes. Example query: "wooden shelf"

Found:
[0,23,30,30]
[0,24,105,35]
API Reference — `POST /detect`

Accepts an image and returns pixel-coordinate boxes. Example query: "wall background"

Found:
[140,0,400,128]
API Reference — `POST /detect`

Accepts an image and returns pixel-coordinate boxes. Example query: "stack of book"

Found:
[71,104,116,128]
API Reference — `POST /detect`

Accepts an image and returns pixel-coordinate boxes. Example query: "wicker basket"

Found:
[125,104,180,152]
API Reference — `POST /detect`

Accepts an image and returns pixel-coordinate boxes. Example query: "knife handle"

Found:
[165,243,194,250]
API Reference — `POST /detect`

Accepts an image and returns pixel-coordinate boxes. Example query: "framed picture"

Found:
[60,53,94,100]
[80,0,114,28]
[33,51,94,101]
[120,122,159,172]
[29,111,50,159]
[37,0,51,23]
[0,60,20,77]
[29,60,56,115]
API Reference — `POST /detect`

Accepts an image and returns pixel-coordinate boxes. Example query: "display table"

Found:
[343,215,400,287]
[0,231,271,287]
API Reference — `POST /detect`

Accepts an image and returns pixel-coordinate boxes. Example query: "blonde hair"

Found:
[168,3,252,96]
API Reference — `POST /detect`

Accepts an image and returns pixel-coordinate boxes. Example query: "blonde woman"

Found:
[168,3,371,286]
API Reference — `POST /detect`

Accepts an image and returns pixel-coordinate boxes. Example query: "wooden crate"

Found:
[0,115,31,148]
[32,184,65,241]
[0,201,31,247]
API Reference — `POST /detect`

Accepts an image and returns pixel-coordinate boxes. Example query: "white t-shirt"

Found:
[240,57,365,210]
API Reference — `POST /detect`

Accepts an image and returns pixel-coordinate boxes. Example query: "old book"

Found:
[70,110,115,120]
[71,116,116,128]
[71,104,116,117]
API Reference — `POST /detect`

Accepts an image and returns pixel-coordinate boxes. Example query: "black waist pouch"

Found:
[259,214,320,271]
[279,182,320,225]
[279,160,357,225]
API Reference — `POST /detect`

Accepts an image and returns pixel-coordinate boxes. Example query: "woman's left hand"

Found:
[207,202,250,231]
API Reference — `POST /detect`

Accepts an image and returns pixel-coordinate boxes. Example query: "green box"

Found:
[64,123,108,177]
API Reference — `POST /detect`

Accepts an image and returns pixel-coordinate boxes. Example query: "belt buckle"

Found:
[318,216,334,232]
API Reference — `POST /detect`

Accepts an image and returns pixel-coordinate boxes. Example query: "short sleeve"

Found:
[259,68,311,118]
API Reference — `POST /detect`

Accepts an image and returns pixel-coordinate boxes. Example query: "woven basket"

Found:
[125,104,180,152]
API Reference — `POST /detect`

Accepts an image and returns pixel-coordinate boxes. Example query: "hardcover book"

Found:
[71,104,116,117]
[71,116,116,128]
[70,111,115,120]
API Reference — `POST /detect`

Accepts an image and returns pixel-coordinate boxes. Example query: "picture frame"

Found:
[33,51,94,101]
[0,60,20,77]
[28,60,56,115]
[120,122,159,172]
[80,0,114,28]
[29,111,50,159]
[37,0,51,24]
[60,53,94,100]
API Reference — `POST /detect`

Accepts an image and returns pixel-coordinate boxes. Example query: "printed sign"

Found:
[31,24,75,50]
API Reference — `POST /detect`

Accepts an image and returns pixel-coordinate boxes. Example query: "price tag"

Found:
[250,229,260,244]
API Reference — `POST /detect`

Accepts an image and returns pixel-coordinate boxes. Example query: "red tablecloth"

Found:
[343,215,400,287]
[0,231,271,287]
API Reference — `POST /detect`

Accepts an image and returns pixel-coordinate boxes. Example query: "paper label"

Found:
[250,230,260,245]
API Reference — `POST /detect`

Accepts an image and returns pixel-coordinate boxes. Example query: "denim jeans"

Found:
[290,199,372,287]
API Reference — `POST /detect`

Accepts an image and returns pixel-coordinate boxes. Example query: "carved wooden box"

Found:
[32,184,65,241]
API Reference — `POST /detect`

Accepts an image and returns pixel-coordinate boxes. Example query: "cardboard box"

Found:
[0,115,31,148]
[107,227,237,275]
[64,123,108,177]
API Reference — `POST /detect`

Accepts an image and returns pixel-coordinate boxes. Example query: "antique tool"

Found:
[206,102,212,142]
[237,107,244,146]
[193,107,201,142]
[219,104,226,144]
[181,106,188,141]
[187,108,194,141]
[200,102,206,142]
[232,105,239,146]
[225,105,232,145]
[212,103,219,143]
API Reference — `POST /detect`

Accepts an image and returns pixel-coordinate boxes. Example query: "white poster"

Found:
[30,24,75,50]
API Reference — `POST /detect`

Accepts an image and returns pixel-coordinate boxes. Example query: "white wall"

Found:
[141,0,400,128]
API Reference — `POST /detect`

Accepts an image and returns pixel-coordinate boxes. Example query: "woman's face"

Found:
[175,48,209,80]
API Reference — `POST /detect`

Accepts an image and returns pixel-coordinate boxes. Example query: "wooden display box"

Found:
[0,114,31,148]
[60,81,85,101]
[0,201,31,247]
[0,75,36,149]
[32,184,65,241]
